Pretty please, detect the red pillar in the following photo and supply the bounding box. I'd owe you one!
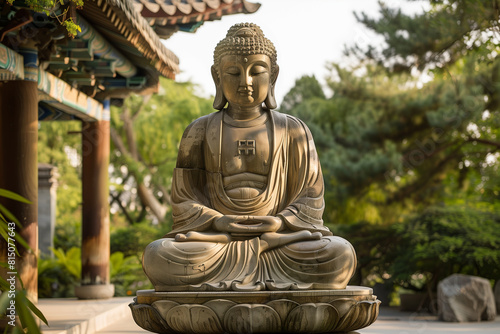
[0,80,39,302]
[75,119,114,299]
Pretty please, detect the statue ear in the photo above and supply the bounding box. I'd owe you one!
[265,65,279,110]
[212,65,227,110]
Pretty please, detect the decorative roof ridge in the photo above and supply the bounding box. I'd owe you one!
[135,0,260,20]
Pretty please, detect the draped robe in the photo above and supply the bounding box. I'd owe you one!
[142,110,356,291]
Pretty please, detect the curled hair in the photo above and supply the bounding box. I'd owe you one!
[213,23,277,74]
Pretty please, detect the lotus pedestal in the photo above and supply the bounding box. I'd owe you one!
[130,286,380,333]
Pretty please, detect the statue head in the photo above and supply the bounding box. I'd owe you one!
[212,23,279,110]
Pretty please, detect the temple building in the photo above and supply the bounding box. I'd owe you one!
[0,0,259,301]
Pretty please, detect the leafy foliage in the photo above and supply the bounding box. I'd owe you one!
[7,0,83,37]
[38,121,82,251]
[282,1,500,226]
[110,222,164,257]
[281,0,500,292]
[333,221,394,286]
[38,247,148,298]
[389,206,500,290]
[0,191,47,333]
[110,78,212,223]
[110,251,152,296]
[38,247,80,298]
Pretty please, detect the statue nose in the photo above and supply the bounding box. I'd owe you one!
[240,73,252,87]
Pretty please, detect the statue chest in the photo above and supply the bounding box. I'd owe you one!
[221,121,272,176]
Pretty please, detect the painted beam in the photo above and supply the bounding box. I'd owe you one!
[0,43,24,80]
[37,70,107,121]
[0,45,106,121]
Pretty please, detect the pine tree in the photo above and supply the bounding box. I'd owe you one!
[282,0,500,226]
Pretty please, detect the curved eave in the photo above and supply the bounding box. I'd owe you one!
[84,0,180,79]
[135,0,260,37]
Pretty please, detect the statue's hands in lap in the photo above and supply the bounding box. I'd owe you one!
[174,215,322,252]
[214,215,282,236]
[214,215,322,251]
[173,216,281,243]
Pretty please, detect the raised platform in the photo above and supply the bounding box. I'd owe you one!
[130,286,380,333]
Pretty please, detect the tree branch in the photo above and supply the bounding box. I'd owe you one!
[467,137,500,149]
[110,191,135,225]
[131,95,152,121]
[110,127,129,156]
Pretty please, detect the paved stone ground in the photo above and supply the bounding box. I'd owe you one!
[38,297,500,334]
[39,297,131,334]
[357,307,500,334]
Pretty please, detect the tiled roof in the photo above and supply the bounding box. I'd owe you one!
[82,0,180,78]
[132,0,261,38]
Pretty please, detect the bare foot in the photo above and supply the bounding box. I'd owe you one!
[260,230,322,251]
[175,231,231,243]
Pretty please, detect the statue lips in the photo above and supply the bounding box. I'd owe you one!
[238,87,254,102]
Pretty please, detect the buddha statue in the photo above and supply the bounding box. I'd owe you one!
[142,23,357,292]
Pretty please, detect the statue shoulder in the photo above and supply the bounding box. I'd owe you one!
[182,114,211,138]
[272,111,312,137]
[176,114,212,168]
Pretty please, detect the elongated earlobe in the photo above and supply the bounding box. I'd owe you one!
[265,65,279,110]
[212,65,227,110]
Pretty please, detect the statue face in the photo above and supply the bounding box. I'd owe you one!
[219,54,271,109]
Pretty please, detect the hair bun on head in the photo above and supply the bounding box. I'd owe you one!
[234,27,257,38]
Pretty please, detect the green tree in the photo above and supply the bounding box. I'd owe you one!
[38,120,82,250]
[110,78,213,225]
[389,206,500,291]
[282,0,500,226]
[281,0,500,288]
[0,191,48,333]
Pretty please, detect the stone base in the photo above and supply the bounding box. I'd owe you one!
[130,286,380,333]
[75,284,115,299]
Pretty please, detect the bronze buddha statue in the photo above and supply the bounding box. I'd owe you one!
[142,23,357,292]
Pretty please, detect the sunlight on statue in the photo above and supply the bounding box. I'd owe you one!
[143,23,357,291]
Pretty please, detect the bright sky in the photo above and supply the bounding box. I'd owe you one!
[163,0,425,105]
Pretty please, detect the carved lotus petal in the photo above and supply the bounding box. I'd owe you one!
[285,303,339,333]
[129,302,171,334]
[152,300,180,318]
[224,304,281,333]
[166,304,222,334]
[266,299,299,326]
[330,298,357,318]
[203,299,237,323]
[335,300,381,332]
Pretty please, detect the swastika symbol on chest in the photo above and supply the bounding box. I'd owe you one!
[237,140,256,155]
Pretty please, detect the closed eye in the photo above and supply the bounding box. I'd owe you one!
[252,65,267,75]
[251,65,268,75]
[224,67,240,76]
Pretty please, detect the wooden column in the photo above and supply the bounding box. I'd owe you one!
[75,119,114,299]
[0,80,39,302]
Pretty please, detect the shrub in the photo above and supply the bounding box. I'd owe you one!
[110,222,165,257]
[38,247,152,298]
[38,247,81,298]
[388,206,500,291]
